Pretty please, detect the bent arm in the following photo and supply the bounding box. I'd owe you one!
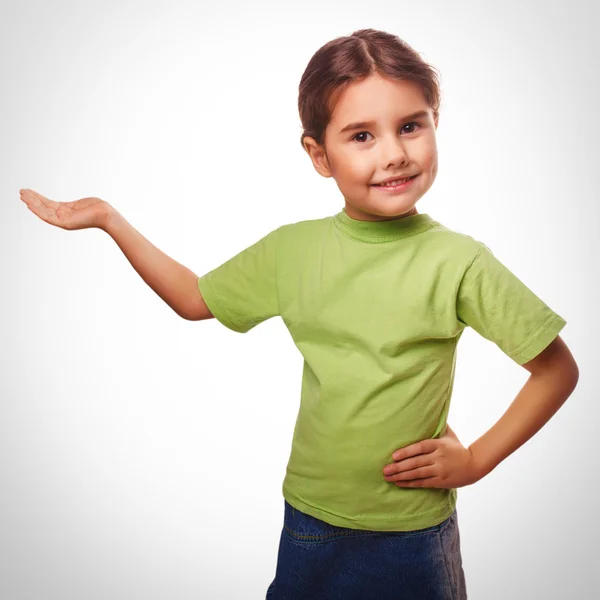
[101,205,214,321]
[469,335,579,479]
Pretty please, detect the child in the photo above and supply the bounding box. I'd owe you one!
[20,27,578,600]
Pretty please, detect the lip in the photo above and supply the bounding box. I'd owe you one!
[371,174,418,192]
[373,174,417,185]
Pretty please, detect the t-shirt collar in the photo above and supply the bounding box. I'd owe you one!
[334,207,436,243]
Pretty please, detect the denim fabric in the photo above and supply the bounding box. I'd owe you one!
[266,500,467,600]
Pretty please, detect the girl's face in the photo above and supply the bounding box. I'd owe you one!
[303,74,439,221]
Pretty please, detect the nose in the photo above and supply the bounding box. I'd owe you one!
[380,134,409,168]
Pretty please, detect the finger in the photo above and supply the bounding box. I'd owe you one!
[32,193,59,211]
[392,439,436,461]
[20,190,42,209]
[29,190,50,202]
[383,455,431,475]
[386,464,435,482]
[26,202,60,227]
[21,189,57,211]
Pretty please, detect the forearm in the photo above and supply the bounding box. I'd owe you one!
[100,204,200,320]
[469,365,578,479]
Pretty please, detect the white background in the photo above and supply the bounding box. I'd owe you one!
[2,0,598,598]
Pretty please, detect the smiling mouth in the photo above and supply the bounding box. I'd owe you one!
[371,174,419,186]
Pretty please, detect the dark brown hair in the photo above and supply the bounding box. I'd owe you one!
[298,28,442,152]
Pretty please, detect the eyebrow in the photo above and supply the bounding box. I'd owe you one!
[338,110,430,135]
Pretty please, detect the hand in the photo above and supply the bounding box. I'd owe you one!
[19,189,110,231]
[382,424,482,489]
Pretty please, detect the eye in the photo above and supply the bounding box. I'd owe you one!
[351,131,372,143]
[402,121,422,134]
[350,121,422,143]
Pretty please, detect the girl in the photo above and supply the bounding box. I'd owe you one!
[20,28,578,600]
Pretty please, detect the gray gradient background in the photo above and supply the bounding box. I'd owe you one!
[2,0,598,598]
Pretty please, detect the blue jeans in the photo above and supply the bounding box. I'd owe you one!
[266,500,467,600]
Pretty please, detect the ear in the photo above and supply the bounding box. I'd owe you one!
[303,136,333,179]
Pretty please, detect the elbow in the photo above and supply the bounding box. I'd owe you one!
[523,335,579,390]
[555,342,579,392]
[567,360,579,391]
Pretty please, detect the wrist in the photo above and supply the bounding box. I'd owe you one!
[468,443,495,481]
[99,202,120,234]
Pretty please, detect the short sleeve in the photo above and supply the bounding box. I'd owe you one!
[197,227,281,333]
[456,242,567,365]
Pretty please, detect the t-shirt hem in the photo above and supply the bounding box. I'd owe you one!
[196,275,248,333]
[282,484,457,532]
[509,314,567,365]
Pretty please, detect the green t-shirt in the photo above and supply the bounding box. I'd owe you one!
[197,208,567,531]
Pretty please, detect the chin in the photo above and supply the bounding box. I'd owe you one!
[346,200,418,221]
[369,201,418,219]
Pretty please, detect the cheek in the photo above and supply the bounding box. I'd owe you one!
[421,138,438,168]
[426,147,438,178]
[345,157,374,181]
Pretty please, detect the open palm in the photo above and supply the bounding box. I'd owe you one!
[19,189,107,231]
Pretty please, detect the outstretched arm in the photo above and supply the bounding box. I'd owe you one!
[19,189,213,322]
[102,206,213,321]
